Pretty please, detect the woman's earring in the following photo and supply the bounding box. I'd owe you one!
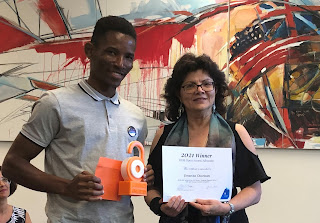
[178,103,184,117]
[212,104,216,112]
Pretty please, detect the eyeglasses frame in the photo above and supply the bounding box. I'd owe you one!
[0,177,11,184]
[181,81,215,94]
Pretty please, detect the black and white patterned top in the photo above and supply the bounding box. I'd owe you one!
[6,206,26,223]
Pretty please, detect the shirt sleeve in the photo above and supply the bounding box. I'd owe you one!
[21,91,60,148]
[137,116,148,145]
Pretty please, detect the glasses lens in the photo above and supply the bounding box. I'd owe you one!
[202,82,214,91]
[0,177,10,184]
[183,83,196,93]
[182,81,214,93]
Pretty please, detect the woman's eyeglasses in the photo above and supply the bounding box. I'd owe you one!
[0,177,11,184]
[181,81,214,94]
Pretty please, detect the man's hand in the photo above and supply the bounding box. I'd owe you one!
[64,171,104,201]
[143,164,154,186]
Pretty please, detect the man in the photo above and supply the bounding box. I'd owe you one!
[3,16,154,222]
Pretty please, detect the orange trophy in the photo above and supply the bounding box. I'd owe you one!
[95,141,147,201]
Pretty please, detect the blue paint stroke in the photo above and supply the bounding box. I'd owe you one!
[122,0,218,20]
[252,138,266,147]
[70,0,101,29]
[290,0,319,5]
[294,13,320,35]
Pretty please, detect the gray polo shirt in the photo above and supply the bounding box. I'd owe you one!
[21,80,147,223]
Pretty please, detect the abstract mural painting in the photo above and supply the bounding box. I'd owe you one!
[1,0,320,149]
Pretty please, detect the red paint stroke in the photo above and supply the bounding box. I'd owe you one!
[31,38,89,79]
[30,79,60,90]
[284,3,298,37]
[156,68,167,111]
[236,36,314,69]
[37,0,67,36]
[140,68,149,98]
[273,136,294,148]
[259,5,320,21]
[32,38,89,65]
[0,17,35,53]
[282,108,292,133]
[135,24,196,68]
[20,95,40,102]
[242,51,287,85]
[229,36,315,88]
[258,108,273,122]
[172,11,193,16]
[242,49,288,83]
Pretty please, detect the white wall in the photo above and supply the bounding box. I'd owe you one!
[1,141,320,223]
[246,148,320,223]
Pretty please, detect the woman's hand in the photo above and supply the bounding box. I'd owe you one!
[160,196,187,217]
[144,164,155,186]
[189,199,230,216]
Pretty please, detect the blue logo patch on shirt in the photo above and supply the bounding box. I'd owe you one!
[127,126,137,137]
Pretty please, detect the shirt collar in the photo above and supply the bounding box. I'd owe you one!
[78,79,120,105]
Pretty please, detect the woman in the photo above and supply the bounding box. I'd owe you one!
[0,166,32,223]
[145,53,270,223]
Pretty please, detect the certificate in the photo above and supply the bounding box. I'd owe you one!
[162,146,232,202]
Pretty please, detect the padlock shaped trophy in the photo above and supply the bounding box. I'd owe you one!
[95,141,147,201]
[118,141,147,196]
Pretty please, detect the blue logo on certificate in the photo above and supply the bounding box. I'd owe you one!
[220,188,230,199]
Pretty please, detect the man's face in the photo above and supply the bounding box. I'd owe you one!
[86,30,136,97]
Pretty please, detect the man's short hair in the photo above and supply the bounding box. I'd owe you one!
[91,16,136,45]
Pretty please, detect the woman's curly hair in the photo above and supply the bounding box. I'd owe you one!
[0,165,17,196]
[162,53,229,122]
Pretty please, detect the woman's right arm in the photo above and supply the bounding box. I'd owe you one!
[144,126,164,205]
[145,126,187,217]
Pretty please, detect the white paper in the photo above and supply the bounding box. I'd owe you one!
[162,146,232,202]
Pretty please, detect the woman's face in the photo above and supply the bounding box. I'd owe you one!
[179,69,216,115]
[0,171,10,198]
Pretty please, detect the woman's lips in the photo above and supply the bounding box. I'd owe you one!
[0,188,8,193]
[194,97,207,101]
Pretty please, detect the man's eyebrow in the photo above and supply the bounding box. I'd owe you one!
[104,46,118,51]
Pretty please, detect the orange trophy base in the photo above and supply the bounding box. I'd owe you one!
[118,181,147,196]
[95,157,123,201]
